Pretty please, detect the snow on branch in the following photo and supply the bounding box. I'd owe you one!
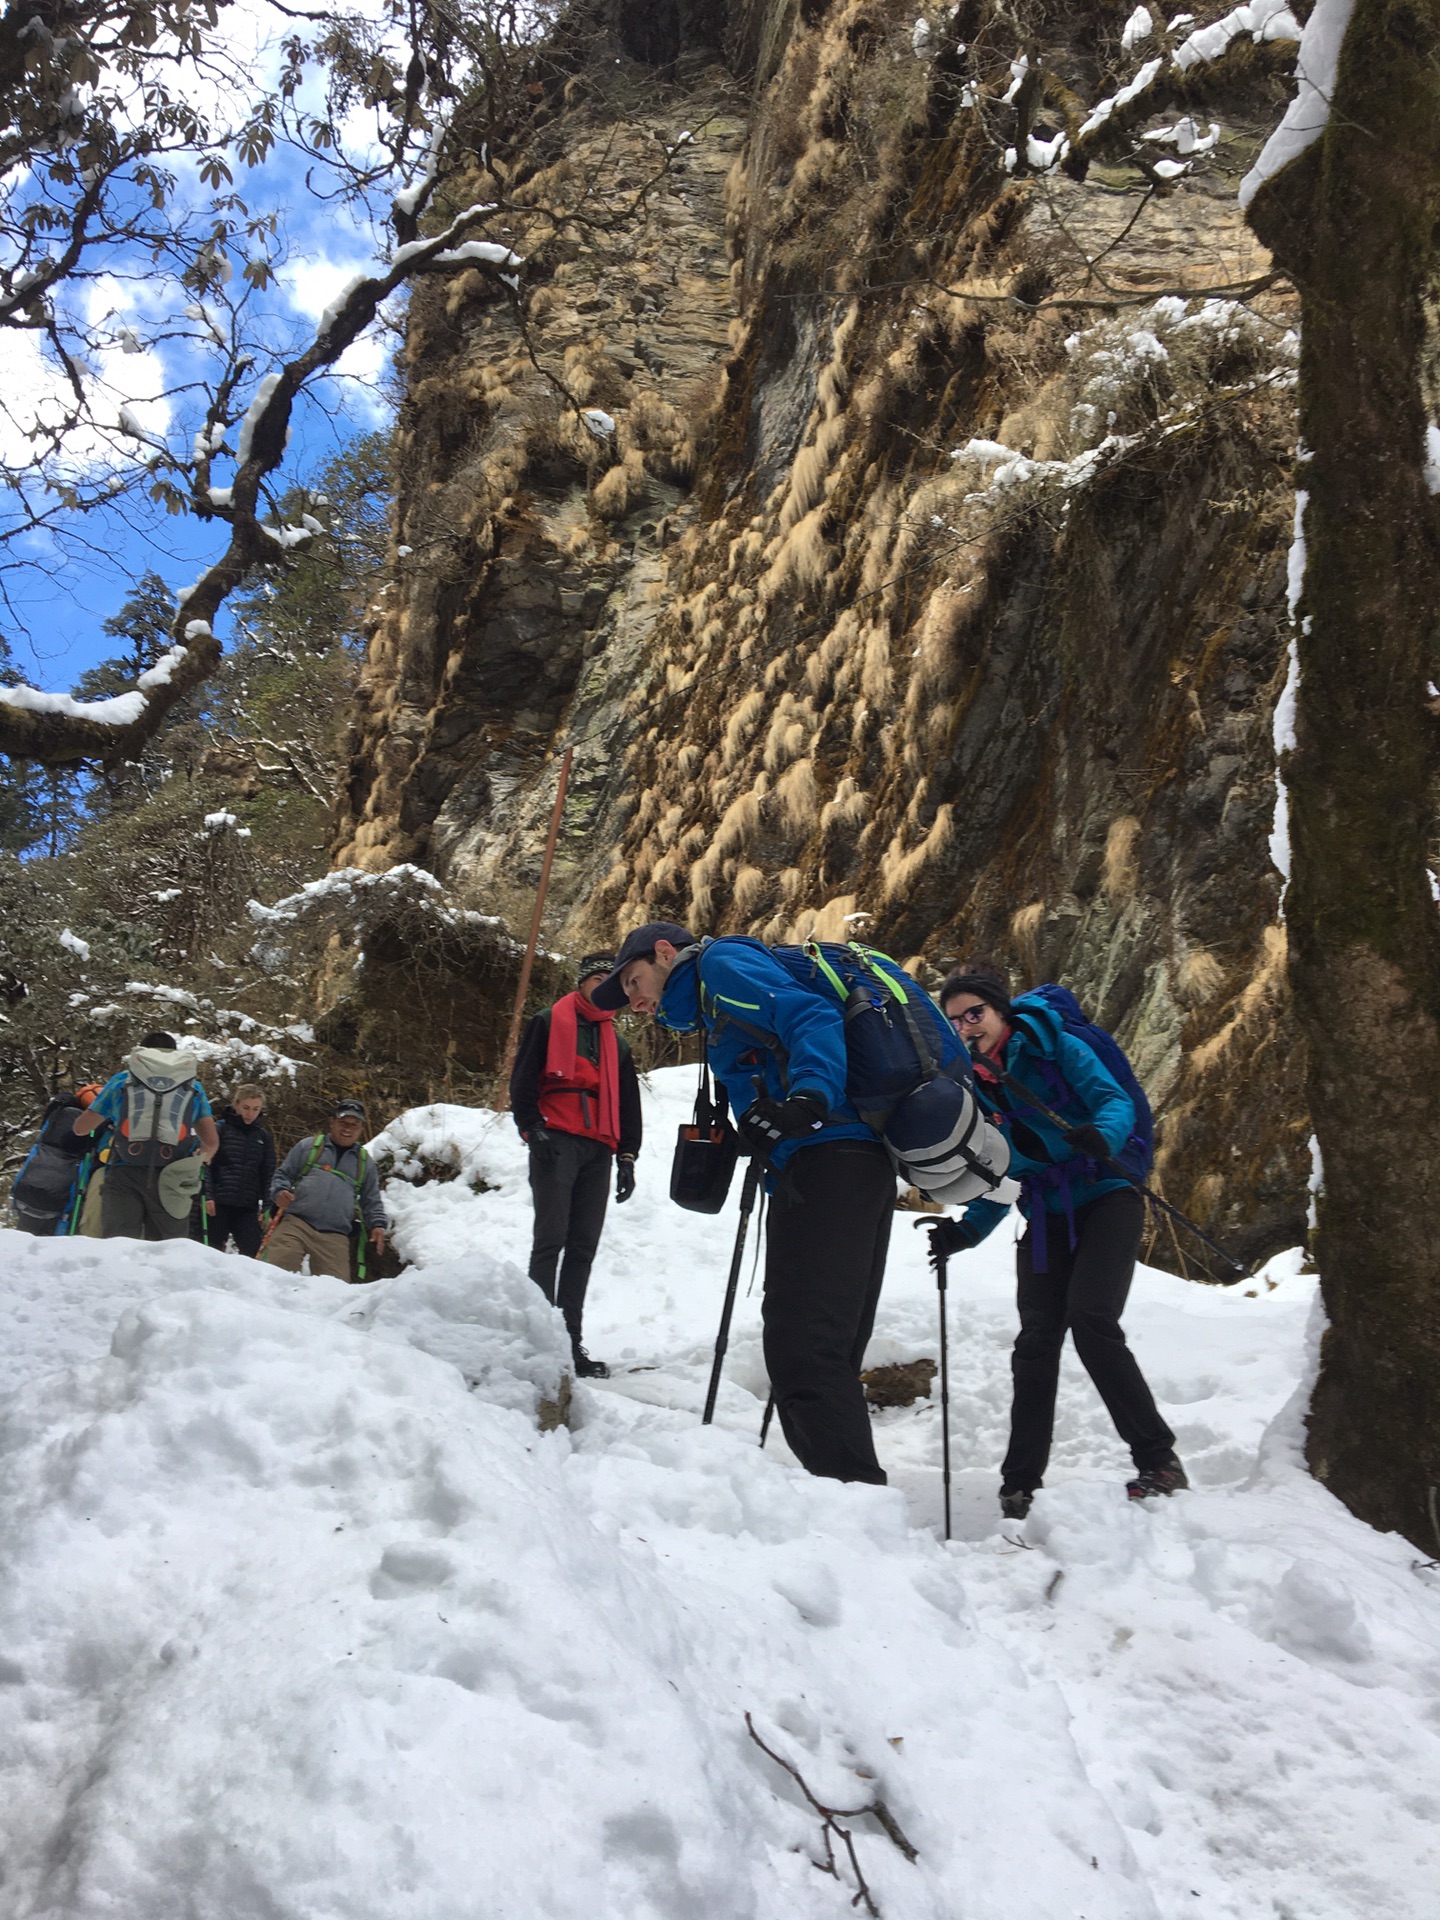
[1174,0,1301,73]
[1239,0,1355,208]
[0,198,518,769]
[998,0,1302,186]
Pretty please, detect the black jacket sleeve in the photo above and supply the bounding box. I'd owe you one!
[509,1010,551,1139]
[259,1125,277,1201]
[617,1036,642,1159]
[40,1101,88,1157]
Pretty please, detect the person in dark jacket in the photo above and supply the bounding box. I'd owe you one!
[10,1085,102,1234]
[593,923,894,1487]
[266,1098,387,1282]
[927,968,1186,1519]
[509,953,643,1379]
[199,1083,276,1256]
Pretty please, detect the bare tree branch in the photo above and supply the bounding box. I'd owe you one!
[744,1711,918,1919]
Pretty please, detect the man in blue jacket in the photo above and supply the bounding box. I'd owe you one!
[928,969,1185,1519]
[593,922,894,1486]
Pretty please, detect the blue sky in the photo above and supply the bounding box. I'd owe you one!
[4,370,390,687]
[1,1,406,689]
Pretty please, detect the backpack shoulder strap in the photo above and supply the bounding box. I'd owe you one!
[298,1132,328,1180]
[845,943,944,1077]
[696,952,793,1088]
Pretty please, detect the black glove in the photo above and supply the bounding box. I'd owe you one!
[738,1091,828,1156]
[1062,1123,1112,1163]
[915,1215,979,1272]
[615,1154,636,1203]
[528,1124,557,1159]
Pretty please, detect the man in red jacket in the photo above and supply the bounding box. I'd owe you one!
[509,953,643,1378]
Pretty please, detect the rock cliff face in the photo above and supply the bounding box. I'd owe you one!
[335,0,1312,1271]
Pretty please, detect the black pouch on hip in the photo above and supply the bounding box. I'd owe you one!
[670,1032,739,1213]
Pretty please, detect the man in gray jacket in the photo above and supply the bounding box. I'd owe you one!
[264,1098,387,1282]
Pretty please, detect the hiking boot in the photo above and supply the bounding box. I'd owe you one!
[1126,1454,1189,1501]
[572,1348,610,1380]
[999,1486,1034,1521]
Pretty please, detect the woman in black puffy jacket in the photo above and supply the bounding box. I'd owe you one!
[201,1083,276,1256]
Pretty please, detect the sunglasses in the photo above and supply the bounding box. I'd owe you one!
[947,1005,989,1030]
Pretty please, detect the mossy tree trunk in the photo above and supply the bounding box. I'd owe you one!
[1247,0,1440,1549]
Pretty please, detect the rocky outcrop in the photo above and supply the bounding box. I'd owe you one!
[335,2,1313,1271]
[336,51,746,934]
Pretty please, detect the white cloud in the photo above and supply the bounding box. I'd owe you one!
[281,249,393,400]
[0,308,173,476]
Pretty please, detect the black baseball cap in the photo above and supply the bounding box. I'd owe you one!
[333,1098,368,1120]
[590,922,696,1011]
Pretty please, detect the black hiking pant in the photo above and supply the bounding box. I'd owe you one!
[1001,1187,1175,1491]
[196,1202,265,1256]
[527,1132,612,1347]
[100,1164,190,1242]
[763,1139,894,1486]
[15,1209,62,1236]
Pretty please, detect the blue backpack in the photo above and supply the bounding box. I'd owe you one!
[10,1140,82,1230]
[700,938,1010,1201]
[1013,984,1154,1179]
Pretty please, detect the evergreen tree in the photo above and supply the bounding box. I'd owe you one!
[75,574,179,697]
[230,434,391,658]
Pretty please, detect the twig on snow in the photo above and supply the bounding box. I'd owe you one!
[744,1711,918,1918]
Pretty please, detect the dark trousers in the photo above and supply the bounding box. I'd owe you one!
[16,1210,62,1236]
[763,1139,894,1486]
[100,1164,190,1241]
[528,1132,612,1345]
[1002,1187,1175,1490]
[198,1202,265,1256]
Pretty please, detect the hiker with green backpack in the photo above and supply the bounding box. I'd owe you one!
[927,967,1187,1519]
[265,1099,387,1282]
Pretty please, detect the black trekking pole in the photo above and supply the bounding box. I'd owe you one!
[759,1392,775,1447]
[979,1054,1247,1279]
[702,1159,762,1425]
[1133,1187,1245,1276]
[936,1249,953,1541]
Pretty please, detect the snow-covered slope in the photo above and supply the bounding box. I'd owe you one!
[2,1067,1437,1919]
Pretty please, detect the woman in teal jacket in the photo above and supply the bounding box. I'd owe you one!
[929,969,1186,1520]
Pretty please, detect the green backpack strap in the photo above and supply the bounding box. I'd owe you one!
[845,941,943,1076]
[354,1146,370,1280]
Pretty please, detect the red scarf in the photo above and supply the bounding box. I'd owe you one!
[970,1027,1012,1101]
[539,992,621,1148]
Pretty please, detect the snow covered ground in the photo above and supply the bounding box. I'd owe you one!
[2,1065,1438,1920]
